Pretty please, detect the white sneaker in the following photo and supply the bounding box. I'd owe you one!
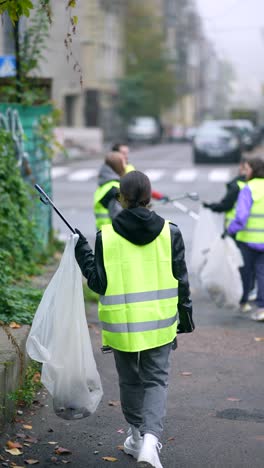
[124,425,143,459]
[251,308,264,322]
[248,288,257,302]
[240,303,252,313]
[137,433,163,468]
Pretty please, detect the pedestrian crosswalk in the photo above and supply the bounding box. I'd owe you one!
[51,166,233,183]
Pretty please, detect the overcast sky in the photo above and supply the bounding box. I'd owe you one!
[196,0,264,104]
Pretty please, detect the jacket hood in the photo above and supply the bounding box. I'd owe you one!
[227,174,246,189]
[112,207,165,245]
[98,163,120,186]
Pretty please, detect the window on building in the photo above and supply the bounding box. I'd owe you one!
[65,95,77,127]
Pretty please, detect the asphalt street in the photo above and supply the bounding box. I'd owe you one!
[1,143,263,467]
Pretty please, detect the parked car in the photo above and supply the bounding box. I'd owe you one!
[193,125,241,164]
[127,117,161,143]
[205,119,258,151]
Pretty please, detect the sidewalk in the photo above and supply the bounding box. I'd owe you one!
[0,283,264,466]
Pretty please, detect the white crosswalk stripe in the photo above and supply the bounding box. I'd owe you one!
[52,166,234,184]
[144,169,165,182]
[68,169,97,182]
[208,169,231,182]
[51,167,69,179]
[173,169,198,182]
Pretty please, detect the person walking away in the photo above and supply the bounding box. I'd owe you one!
[227,157,264,321]
[112,142,170,202]
[75,171,194,468]
[94,151,126,230]
[203,158,257,307]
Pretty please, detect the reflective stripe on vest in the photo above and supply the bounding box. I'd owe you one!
[99,221,179,352]
[93,180,120,230]
[100,287,178,305]
[236,178,264,244]
[225,180,245,228]
[101,314,178,333]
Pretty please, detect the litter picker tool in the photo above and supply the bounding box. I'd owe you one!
[35,184,75,234]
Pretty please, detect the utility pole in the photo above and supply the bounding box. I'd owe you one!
[14,19,21,103]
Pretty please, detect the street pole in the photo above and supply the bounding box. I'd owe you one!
[14,19,21,103]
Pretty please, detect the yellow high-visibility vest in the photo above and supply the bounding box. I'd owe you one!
[236,178,264,244]
[99,221,178,352]
[93,180,120,230]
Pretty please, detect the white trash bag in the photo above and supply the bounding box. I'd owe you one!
[26,234,103,420]
[200,236,244,308]
[190,206,224,275]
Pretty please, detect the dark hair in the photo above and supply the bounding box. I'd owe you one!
[247,157,264,178]
[112,143,122,151]
[120,170,151,208]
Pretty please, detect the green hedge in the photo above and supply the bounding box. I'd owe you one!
[0,129,42,323]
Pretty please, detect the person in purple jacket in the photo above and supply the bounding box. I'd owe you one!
[227,157,264,321]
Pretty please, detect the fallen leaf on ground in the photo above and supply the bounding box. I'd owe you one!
[25,460,39,465]
[6,441,23,449]
[9,322,21,329]
[180,372,192,376]
[5,448,23,455]
[88,323,100,335]
[16,433,26,439]
[116,429,124,434]
[54,447,72,455]
[24,437,38,444]
[62,461,71,464]
[116,445,124,451]
[254,337,264,342]
[12,465,25,468]
[167,437,175,441]
[48,441,58,445]
[102,457,118,462]
[22,425,32,430]
[108,401,120,407]
[227,397,241,402]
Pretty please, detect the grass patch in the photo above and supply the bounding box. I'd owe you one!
[8,361,42,407]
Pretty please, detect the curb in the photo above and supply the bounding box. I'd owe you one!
[0,325,30,430]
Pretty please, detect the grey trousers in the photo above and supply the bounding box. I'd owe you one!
[113,343,172,439]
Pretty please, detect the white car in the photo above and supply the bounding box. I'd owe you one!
[127,117,160,143]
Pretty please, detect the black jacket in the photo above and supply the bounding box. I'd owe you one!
[205,175,246,213]
[75,207,194,334]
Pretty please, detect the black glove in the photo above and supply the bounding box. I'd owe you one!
[75,228,88,248]
[202,202,211,208]
[177,310,195,334]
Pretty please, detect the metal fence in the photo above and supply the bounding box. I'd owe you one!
[0,104,52,249]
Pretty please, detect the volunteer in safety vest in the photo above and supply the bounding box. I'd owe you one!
[112,142,170,202]
[94,151,126,230]
[227,157,264,322]
[203,158,247,229]
[75,170,194,468]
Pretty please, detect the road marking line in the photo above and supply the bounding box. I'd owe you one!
[68,169,97,182]
[51,167,69,179]
[208,169,231,182]
[173,169,198,182]
[144,169,165,182]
